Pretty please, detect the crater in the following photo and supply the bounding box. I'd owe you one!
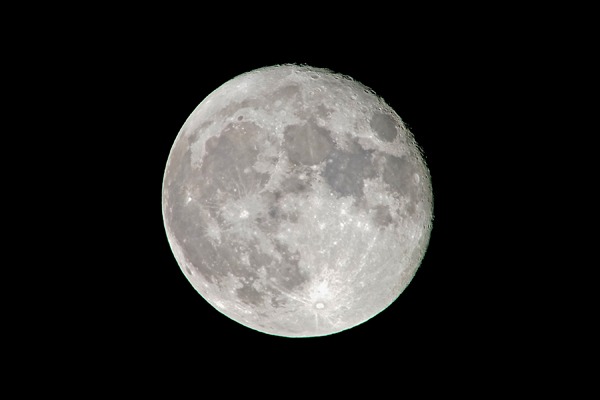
[316,104,333,120]
[370,112,398,142]
[217,99,259,120]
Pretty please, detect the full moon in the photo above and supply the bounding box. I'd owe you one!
[162,64,433,337]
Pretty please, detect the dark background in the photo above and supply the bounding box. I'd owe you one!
[27,10,558,390]
[5,2,590,393]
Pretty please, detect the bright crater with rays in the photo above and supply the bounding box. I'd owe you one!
[162,64,433,337]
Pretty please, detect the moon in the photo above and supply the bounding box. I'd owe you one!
[162,64,433,337]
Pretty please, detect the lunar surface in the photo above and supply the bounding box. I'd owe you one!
[162,64,433,337]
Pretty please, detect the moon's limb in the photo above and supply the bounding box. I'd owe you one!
[162,64,433,337]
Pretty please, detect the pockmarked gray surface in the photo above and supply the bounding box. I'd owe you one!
[162,65,433,337]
